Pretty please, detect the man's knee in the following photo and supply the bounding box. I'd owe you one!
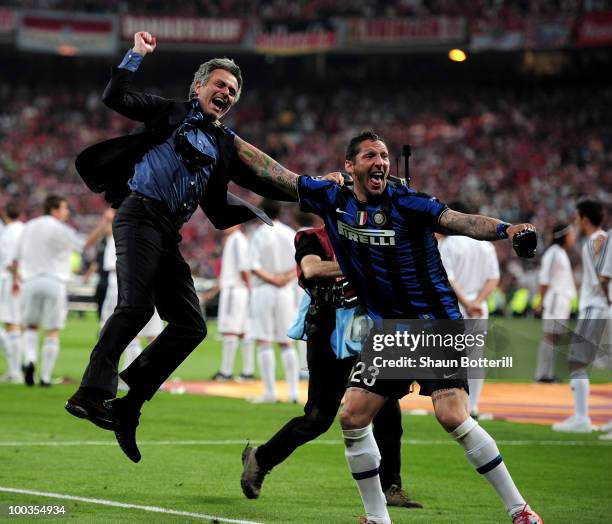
[340,405,373,430]
[435,404,469,432]
[303,406,336,435]
[432,389,469,432]
[116,303,155,325]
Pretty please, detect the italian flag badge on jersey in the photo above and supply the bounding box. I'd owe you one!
[356,211,367,226]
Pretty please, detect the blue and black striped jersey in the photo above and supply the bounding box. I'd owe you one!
[298,176,461,320]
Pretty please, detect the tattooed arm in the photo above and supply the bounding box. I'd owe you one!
[234,135,300,198]
[438,209,535,242]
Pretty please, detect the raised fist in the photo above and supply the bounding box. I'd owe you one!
[133,31,157,56]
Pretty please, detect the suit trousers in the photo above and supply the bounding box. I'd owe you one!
[256,311,403,490]
[81,193,206,399]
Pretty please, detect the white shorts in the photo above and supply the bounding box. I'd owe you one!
[542,292,573,334]
[568,307,610,365]
[101,273,163,338]
[21,276,67,330]
[0,276,21,324]
[249,284,297,343]
[217,286,249,335]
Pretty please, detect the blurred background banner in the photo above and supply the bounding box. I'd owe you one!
[345,16,466,48]
[577,11,612,47]
[121,15,245,46]
[254,20,337,55]
[16,10,118,56]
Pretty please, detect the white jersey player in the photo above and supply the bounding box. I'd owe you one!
[99,217,164,389]
[0,202,25,383]
[534,224,576,382]
[211,225,254,381]
[247,200,298,403]
[438,202,500,417]
[554,200,609,433]
[15,195,107,386]
[596,231,612,440]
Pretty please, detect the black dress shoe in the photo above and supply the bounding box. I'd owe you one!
[109,398,142,463]
[65,391,119,431]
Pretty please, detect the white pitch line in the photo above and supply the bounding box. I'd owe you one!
[0,439,609,447]
[0,487,263,524]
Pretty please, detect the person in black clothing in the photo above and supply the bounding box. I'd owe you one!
[241,226,421,509]
[65,31,287,463]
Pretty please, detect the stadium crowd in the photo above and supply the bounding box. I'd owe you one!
[0,79,609,283]
[5,0,610,18]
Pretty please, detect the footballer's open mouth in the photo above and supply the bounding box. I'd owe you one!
[368,170,386,190]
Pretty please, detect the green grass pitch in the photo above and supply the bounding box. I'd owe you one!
[0,314,610,523]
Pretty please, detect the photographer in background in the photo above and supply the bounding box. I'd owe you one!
[241,225,421,510]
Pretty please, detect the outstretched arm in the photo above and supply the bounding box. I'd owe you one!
[439,209,534,242]
[234,136,301,198]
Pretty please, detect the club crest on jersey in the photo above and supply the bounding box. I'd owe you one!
[373,210,386,226]
[338,221,395,246]
[356,211,367,226]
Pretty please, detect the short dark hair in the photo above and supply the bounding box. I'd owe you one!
[447,201,472,215]
[5,201,20,220]
[261,198,281,220]
[345,131,385,162]
[43,194,66,215]
[551,223,571,246]
[576,199,603,227]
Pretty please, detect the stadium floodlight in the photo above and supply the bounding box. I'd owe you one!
[448,49,467,62]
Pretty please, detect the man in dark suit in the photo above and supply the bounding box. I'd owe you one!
[65,31,286,463]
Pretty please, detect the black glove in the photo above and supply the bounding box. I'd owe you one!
[512,229,537,258]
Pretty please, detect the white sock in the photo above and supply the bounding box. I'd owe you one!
[0,326,8,358]
[7,331,22,377]
[570,372,590,419]
[40,337,59,384]
[452,417,525,515]
[122,339,143,371]
[241,338,254,375]
[220,335,239,376]
[280,345,299,401]
[257,346,276,398]
[297,340,307,371]
[535,339,554,379]
[468,378,484,414]
[343,426,391,524]
[23,329,38,365]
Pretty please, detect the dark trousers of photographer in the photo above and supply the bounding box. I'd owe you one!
[255,309,403,491]
[81,193,206,400]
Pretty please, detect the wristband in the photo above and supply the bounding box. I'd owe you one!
[496,222,511,239]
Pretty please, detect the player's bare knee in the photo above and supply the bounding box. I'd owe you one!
[432,388,469,432]
[435,407,467,432]
[340,406,371,430]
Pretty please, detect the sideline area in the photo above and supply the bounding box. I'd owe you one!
[161,380,612,426]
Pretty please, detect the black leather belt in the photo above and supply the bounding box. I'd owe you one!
[130,192,184,228]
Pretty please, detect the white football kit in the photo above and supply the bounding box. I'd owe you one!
[18,215,84,329]
[248,220,297,343]
[538,244,577,334]
[438,235,500,319]
[0,221,25,324]
[217,229,250,335]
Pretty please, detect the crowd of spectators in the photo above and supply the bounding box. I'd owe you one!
[0,76,610,287]
[4,0,610,19]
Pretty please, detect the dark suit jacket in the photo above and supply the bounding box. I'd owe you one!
[75,66,295,229]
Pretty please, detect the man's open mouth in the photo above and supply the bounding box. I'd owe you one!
[212,96,227,112]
